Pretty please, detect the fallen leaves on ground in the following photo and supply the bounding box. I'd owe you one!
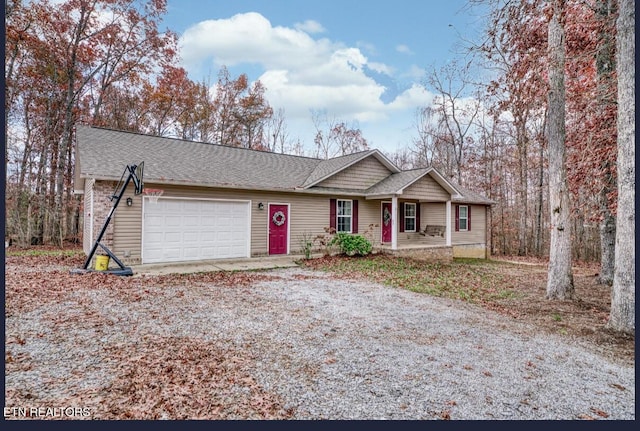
[5,247,292,420]
[5,249,283,315]
[4,247,635,419]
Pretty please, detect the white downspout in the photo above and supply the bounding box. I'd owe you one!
[445,200,452,246]
[391,196,398,250]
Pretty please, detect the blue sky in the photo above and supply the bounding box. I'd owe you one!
[162,0,486,155]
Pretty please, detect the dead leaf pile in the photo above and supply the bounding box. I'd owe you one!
[98,337,293,420]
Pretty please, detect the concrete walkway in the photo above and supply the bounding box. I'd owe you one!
[130,254,304,276]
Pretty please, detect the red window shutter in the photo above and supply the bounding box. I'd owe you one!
[352,199,358,233]
[330,199,336,231]
[468,206,471,230]
[399,202,405,232]
[416,203,421,231]
[455,205,459,232]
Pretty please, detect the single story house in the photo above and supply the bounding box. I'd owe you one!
[74,125,494,266]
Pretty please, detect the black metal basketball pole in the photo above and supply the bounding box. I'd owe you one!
[74,164,141,276]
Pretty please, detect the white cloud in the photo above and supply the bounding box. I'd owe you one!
[404,65,427,82]
[388,84,434,111]
[396,44,413,55]
[367,62,395,76]
[294,19,325,34]
[177,12,435,152]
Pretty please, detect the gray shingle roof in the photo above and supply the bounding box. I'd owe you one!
[451,183,496,205]
[365,169,430,196]
[75,125,493,205]
[76,125,320,191]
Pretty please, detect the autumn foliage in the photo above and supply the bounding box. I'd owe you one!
[5,0,624,270]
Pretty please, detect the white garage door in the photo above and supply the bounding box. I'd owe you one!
[143,198,250,264]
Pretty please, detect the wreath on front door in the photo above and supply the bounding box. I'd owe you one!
[272,210,286,226]
[383,207,391,226]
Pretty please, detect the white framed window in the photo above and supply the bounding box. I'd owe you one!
[458,205,469,231]
[337,199,352,233]
[404,202,417,232]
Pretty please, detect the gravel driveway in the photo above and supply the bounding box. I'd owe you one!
[5,266,635,420]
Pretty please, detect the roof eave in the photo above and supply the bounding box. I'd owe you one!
[365,193,397,200]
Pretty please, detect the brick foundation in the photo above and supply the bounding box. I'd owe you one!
[379,246,454,263]
[452,243,488,259]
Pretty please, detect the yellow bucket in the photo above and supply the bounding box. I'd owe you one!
[95,255,110,271]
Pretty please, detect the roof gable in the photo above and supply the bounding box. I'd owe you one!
[315,154,395,190]
[366,167,462,198]
[301,150,399,189]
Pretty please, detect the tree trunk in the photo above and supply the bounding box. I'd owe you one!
[608,0,635,334]
[595,0,617,285]
[535,132,545,256]
[517,125,528,256]
[598,183,616,284]
[546,0,574,300]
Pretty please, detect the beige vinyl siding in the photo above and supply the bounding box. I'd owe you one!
[107,180,489,263]
[113,184,143,264]
[317,156,392,190]
[421,202,446,226]
[112,184,387,261]
[452,204,486,244]
[358,199,383,245]
[402,174,450,201]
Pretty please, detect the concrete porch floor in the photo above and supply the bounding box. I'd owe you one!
[375,243,451,250]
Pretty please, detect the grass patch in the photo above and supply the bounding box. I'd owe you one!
[302,254,521,305]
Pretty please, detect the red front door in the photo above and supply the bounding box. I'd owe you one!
[268,204,288,255]
[381,202,392,243]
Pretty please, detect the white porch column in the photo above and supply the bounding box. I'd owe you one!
[391,196,398,250]
[445,200,452,246]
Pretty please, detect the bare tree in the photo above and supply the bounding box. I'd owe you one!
[311,110,368,159]
[608,0,634,334]
[411,106,454,172]
[425,60,481,185]
[264,108,289,153]
[546,0,574,300]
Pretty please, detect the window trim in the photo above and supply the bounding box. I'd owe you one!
[458,205,469,231]
[336,199,353,233]
[404,202,417,233]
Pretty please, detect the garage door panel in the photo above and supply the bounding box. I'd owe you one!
[165,232,182,243]
[183,215,200,227]
[201,217,216,227]
[143,199,250,264]
[183,231,200,242]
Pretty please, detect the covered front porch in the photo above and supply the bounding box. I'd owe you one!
[369,196,454,251]
[362,166,460,252]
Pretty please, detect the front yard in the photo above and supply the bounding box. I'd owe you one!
[300,254,634,365]
[4,247,635,419]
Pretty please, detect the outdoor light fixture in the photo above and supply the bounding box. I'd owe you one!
[258,202,264,210]
[126,197,133,207]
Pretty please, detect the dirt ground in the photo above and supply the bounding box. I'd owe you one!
[483,256,634,365]
[300,254,635,367]
[5,247,634,366]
